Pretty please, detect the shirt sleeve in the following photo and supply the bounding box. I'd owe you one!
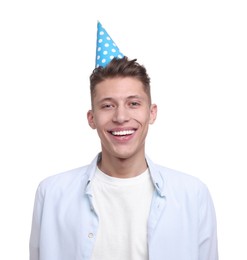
[29,184,44,260]
[198,184,218,260]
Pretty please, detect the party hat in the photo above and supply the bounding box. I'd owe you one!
[95,21,124,68]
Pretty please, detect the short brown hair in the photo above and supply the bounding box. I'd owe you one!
[89,56,151,106]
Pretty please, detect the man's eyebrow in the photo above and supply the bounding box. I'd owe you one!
[96,97,114,103]
[126,95,144,100]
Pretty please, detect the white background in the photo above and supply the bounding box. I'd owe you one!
[0,0,246,259]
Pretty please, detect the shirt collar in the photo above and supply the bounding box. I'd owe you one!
[145,155,167,197]
[84,153,167,198]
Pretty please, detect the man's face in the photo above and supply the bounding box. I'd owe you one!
[87,77,157,160]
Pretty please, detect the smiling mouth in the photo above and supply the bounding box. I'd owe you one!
[110,130,136,136]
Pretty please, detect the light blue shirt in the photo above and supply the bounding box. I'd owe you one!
[30,153,218,260]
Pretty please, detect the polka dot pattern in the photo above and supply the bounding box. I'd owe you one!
[95,21,124,68]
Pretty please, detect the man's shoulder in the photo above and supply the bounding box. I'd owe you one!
[157,164,199,180]
[37,164,90,193]
[153,163,208,191]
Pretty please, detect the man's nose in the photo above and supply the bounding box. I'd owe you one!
[112,106,130,124]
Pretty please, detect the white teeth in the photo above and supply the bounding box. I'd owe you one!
[111,130,135,136]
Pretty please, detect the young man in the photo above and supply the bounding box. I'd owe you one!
[29,23,218,260]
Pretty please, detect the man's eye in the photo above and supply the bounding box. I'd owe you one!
[130,102,140,107]
[102,104,114,109]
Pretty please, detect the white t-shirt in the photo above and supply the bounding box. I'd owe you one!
[91,167,154,260]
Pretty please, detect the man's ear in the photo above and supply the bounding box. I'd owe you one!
[149,104,157,124]
[87,110,96,129]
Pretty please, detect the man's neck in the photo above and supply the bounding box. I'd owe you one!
[98,153,148,178]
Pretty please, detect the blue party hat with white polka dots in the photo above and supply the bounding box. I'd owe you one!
[95,21,124,68]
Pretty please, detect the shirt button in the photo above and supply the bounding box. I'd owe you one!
[88,233,94,238]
